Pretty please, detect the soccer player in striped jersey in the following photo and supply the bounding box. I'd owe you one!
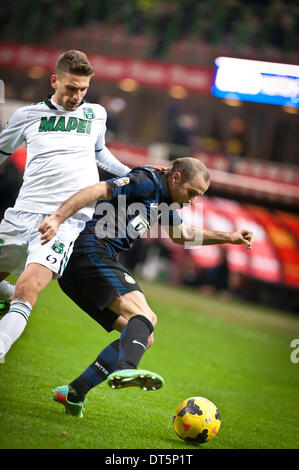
[38,157,253,418]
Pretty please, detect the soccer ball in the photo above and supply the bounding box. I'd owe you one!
[173,396,221,443]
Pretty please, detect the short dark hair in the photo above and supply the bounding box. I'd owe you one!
[55,50,94,77]
[168,157,210,184]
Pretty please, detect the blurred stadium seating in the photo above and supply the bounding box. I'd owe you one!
[1,0,298,64]
[0,0,298,311]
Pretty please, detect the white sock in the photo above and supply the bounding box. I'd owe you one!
[0,280,15,301]
[0,299,32,358]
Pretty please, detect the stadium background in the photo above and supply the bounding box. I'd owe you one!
[1,0,298,313]
[0,0,299,452]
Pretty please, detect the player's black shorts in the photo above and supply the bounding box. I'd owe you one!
[58,244,142,332]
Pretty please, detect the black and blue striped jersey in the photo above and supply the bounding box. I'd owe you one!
[72,166,182,257]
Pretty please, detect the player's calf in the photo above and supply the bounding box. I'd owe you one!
[107,314,164,391]
[13,263,53,306]
[0,264,52,359]
[117,314,154,371]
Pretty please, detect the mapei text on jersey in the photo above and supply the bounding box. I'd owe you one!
[38,116,92,134]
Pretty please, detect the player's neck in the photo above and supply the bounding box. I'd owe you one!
[51,94,67,111]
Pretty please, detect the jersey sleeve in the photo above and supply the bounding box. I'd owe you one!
[159,208,183,227]
[94,105,131,176]
[0,107,27,165]
[94,106,107,154]
[95,145,131,176]
[106,169,156,201]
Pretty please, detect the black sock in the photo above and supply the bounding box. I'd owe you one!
[68,377,91,403]
[117,315,154,370]
[68,339,120,402]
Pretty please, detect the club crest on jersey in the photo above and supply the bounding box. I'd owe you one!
[124,273,136,284]
[83,108,95,119]
[114,177,130,187]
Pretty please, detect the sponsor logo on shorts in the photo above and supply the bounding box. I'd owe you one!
[46,255,57,264]
[51,241,65,254]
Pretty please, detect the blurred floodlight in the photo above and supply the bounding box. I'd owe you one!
[212,57,299,107]
[282,105,298,115]
[109,97,127,113]
[222,93,242,107]
[118,78,139,92]
[27,66,46,79]
[168,85,188,99]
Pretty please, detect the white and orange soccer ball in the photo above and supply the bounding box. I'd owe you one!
[173,396,221,443]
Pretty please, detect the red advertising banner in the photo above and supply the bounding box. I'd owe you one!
[246,205,299,288]
[0,42,213,93]
[211,198,282,284]
[173,197,299,288]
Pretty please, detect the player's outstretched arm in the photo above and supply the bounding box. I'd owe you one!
[168,224,253,249]
[201,228,253,249]
[38,181,112,244]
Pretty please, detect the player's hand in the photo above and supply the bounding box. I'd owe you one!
[231,229,253,249]
[38,215,60,245]
[150,164,169,173]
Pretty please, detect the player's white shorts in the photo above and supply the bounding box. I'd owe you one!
[0,208,86,279]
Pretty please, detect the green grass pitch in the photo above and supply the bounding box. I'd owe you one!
[0,278,298,449]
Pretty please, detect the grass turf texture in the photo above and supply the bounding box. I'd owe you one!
[0,278,298,449]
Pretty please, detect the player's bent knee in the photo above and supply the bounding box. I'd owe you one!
[146,332,154,350]
[109,291,156,326]
[112,315,128,333]
[130,310,156,328]
[14,264,53,301]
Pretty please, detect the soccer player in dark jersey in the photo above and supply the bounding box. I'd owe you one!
[39,157,253,418]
